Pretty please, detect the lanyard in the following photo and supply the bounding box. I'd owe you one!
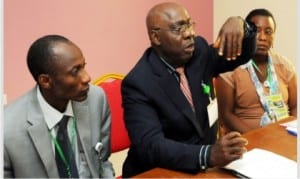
[250,60,272,89]
[250,56,278,94]
[50,117,76,178]
[247,55,279,123]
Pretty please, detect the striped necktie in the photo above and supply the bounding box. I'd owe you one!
[176,67,194,109]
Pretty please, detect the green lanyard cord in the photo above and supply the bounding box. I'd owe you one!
[251,60,263,74]
[50,117,77,177]
[251,60,272,86]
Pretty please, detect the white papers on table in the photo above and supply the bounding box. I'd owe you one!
[280,119,297,135]
[223,148,297,178]
[280,119,297,128]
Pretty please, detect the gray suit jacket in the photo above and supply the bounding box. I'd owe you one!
[4,85,114,178]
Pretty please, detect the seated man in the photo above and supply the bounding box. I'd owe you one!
[121,2,256,177]
[4,35,114,178]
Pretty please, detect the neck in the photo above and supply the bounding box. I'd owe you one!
[40,89,68,113]
[253,54,268,65]
[251,55,270,83]
[154,48,184,68]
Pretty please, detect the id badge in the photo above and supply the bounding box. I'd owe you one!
[265,94,289,120]
[207,98,218,127]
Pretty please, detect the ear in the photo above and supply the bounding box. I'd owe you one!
[38,74,51,89]
[150,30,161,46]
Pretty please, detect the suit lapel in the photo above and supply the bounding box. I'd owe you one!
[158,74,204,138]
[26,89,59,178]
[72,102,98,177]
[158,73,193,117]
[149,51,204,137]
[28,123,58,178]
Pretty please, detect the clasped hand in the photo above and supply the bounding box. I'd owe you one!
[209,131,248,167]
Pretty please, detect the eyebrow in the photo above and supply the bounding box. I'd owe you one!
[169,19,191,28]
[256,26,273,30]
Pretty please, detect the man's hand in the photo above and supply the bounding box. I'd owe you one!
[213,16,245,60]
[209,131,248,167]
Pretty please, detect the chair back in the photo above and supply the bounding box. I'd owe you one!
[214,77,229,137]
[93,73,131,153]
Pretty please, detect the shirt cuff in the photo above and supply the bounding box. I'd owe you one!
[198,145,212,171]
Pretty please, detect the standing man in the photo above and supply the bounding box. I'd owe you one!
[4,35,114,178]
[121,2,256,177]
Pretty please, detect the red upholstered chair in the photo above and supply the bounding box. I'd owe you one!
[93,73,131,153]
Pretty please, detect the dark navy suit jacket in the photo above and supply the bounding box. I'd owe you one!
[121,34,256,177]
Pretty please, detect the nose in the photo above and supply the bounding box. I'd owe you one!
[257,31,267,41]
[81,69,91,84]
[183,26,195,39]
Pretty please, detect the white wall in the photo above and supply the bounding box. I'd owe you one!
[213,0,297,66]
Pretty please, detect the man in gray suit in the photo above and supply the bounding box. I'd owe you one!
[4,35,114,178]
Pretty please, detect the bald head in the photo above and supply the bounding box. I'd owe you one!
[145,2,195,66]
[146,2,189,36]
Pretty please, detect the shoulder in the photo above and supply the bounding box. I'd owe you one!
[194,36,208,45]
[219,71,234,88]
[88,84,105,96]
[270,51,296,81]
[123,48,159,86]
[80,84,110,117]
[271,51,295,70]
[193,36,210,54]
[219,65,248,88]
[4,88,37,136]
[86,84,107,104]
[4,88,36,119]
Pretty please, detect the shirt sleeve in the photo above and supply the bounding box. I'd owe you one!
[219,71,235,88]
[198,145,212,170]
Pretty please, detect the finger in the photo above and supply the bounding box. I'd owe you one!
[222,147,246,162]
[229,146,247,157]
[213,36,221,48]
[236,31,243,56]
[227,137,248,147]
[217,33,226,56]
[227,152,245,161]
[224,131,242,139]
[225,34,233,60]
[231,34,238,60]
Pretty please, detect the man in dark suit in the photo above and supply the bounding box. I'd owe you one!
[4,35,114,178]
[121,2,256,177]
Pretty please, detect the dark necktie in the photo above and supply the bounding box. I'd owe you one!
[176,67,194,109]
[55,115,79,178]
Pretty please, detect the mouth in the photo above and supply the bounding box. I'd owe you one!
[184,43,195,53]
[256,44,269,51]
[80,87,90,96]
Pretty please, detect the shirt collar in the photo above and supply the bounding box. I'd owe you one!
[160,57,182,82]
[37,86,74,130]
[159,57,177,73]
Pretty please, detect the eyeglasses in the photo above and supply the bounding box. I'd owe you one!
[153,20,196,35]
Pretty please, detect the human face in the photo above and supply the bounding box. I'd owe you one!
[47,42,91,103]
[251,15,275,56]
[154,6,195,66]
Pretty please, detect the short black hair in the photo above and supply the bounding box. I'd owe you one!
[27,34,71,82]
[245,8,276,31]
